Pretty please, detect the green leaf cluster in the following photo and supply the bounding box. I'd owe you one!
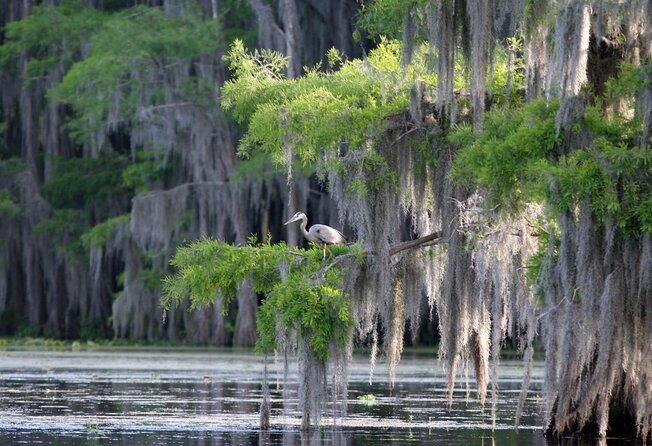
[80,214,129,248]
[222,39,434,167]
[0,159,25,175]
[138,251,166,291]
[356,0,429,42]
[162,238,270,308]
[345,142,400,197]
[34,209,88,256]
[0,0,106,78]
[257,268,352,359]
[41,155,128,212]
[490,37,526,108]
[38,154,140,254]
[162,238,360,359]
[0,189,21,220]
[604,61,651,99]
[450,99,560,212]
[451,99,652,236]
[525,219,560,307]
[121,150,167,194]
[47,5,220,143]
[546,111,652,235]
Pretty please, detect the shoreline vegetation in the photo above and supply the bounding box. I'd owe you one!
[0,337,544,360]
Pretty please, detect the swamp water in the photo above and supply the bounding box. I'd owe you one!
[0,348,635,445]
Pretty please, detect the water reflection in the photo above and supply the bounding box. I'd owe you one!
[3,429,637,446]
[0,349,634,445]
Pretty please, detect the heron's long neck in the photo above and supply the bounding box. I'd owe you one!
[299,215,310,239]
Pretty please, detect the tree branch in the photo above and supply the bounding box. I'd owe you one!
[389,232,442,256]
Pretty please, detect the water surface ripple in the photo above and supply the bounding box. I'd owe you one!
[0,348,628,445]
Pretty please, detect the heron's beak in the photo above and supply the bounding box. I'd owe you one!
[284,214,300,225]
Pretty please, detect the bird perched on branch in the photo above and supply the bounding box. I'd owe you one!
[284,211,347,259]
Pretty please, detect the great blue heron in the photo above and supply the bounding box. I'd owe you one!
[284,211,346,259]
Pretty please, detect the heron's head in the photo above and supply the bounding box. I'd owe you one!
[283,212,305,225]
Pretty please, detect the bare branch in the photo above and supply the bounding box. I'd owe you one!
[389,232,442,256]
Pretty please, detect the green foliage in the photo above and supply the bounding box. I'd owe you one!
[223,36,288,82]
[450,99,560,212]
[356,3,527,107]
[257,268,352,359]
[140,267,166,292]
[356,0,429,42]
[163,238,286,310]
[345,142,399,197]
[451,99,652,236]
[220,0,256,48]
[47,5,220,143]
[546,106,650,235]
[34,209,88,256]
[0,0,106,78]
[79,317,109,340]
[222,39,433,168]
[490,37,526,107]
[230,151,286,183]
[1,1,239,265]
[604,61,652,99]
[545,131,652,235]
[80,214,129,248]
[40,153,134,253]
[41,155,128,212]
[230,150,315,184]
[358,393,377,406]
[121,150,167,194]
[0,158,25,175]
[526,220,560,307]
[162,238,362,359]
[0,189,20,220]
[137,250,166,292]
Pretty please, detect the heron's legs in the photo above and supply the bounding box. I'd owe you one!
[322,244,332,261]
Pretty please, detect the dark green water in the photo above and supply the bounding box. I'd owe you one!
[0,349,638,445]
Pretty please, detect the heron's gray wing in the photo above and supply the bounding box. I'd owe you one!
[310,224,347,244]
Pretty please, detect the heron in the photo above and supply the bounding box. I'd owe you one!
[283,211,347,259]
